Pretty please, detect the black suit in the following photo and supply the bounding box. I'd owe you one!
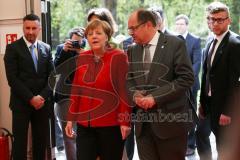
[200,31,240,149]
[184,33,202,150]
[185,33,202,95]
[4,37,54,160]
[127,31,194,160]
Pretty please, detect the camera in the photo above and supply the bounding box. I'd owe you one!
[72,40,81,49]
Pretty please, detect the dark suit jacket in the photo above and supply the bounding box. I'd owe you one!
[4,37,53,112]
[200,31,240,127]
[127,31,194,139]
[185,33,202,92]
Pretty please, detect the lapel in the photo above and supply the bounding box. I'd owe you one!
[19,38,38,73]
[136,45,144,63]
[131,44,144,71]
[132,45,145,85]
[211,31,230,69]
[147,32,167,83]
[37,42,48,74]
[203,39,213,72]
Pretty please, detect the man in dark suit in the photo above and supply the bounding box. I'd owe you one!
[4,14,54,160]
[127,9,194,160]
[175,14,202,156]
[198,2,240,159]
[122,7,170,160]
[195,39,213,160]
[54,27,85,160]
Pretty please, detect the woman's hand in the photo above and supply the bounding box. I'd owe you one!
[65,121,74,138]
[120,125,131,140]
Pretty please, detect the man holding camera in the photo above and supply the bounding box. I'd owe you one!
[54,27,85,160]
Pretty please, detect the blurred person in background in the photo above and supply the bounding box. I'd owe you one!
[54,27,86,160]
[148,6,171,34]
[174,14,202,156]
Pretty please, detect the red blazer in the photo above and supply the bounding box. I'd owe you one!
[69,49,131,127]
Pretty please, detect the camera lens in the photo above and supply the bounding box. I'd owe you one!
[72,40,80,48]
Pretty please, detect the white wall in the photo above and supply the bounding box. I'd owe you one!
[0,0,27,20]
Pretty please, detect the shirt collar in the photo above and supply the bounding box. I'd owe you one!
[148,31,160,46]
[182,31,188,39]
[23,36,38,48]
[214,29,229,42]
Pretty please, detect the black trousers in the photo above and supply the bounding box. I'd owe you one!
[12,106,49,160]
[136,123,187,160]
[196,116,212,160]
[187,88,198,149]
[76,124,124,160]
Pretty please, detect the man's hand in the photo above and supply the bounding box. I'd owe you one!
[139,95,156,110]
[120,125,131,140]
[63,39,84,53]
[219,114,231,126]
[134,91,156,110]
[133,90,145,107]
[63,39,74,52]
[30,95,45,110]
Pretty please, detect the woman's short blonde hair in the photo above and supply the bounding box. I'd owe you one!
[85,19,113,41]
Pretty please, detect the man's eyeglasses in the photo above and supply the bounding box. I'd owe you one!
[207,17,229,24]
[128,22,146,34]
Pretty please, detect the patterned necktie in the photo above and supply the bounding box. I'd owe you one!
[30,44,38,72]
[143,44,151,81]
[205,39,218,95]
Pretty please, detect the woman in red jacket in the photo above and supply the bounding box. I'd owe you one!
[65,19,131,160]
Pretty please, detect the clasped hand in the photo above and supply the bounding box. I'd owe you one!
[134,91,156,110]
[30,95,45,110]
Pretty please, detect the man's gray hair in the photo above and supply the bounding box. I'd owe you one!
[175,14,189,25]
